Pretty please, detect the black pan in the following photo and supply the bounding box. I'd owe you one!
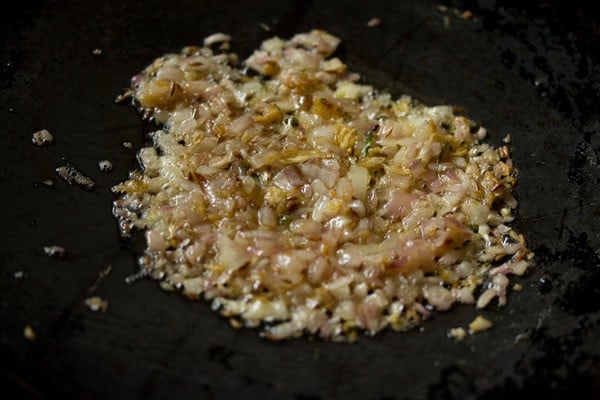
[1,0,598,398]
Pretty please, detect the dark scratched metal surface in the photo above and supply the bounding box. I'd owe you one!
[1,0,598,398]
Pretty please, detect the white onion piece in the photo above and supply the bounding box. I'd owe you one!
[423,284,454,311]
[203,32,232,46]
[476,289,497,309]
[272,166,303,191]
[348,164,369,202]
[215,235,249,271]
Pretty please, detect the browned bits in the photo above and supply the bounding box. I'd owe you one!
[280,70,317,92]
[262,60,280,76]
[469,315,493,333]
[499,145,511,159]
[32,129,54,146]
[310,95,343,119]
[136,79,182,108]
[56,165,94,189]
[253,104,283,123]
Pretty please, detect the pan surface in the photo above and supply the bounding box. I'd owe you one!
[1,0,598,398]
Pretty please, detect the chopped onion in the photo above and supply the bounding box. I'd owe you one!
[112,29,532,341]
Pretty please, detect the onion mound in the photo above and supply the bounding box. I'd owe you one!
[113,30,531,340]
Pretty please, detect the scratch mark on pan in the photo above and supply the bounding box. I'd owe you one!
[557,208,568,239]
[0,366,47,400]
[85,263,113,295]
[41,262,114,342]
[519,202,596,222]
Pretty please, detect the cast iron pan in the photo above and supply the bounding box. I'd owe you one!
[1,0,598,398]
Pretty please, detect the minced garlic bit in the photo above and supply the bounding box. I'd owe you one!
[469,315,493,333]
[23,325,36,341]
[32,129,54,146]
[84,296,108,312]
[513,283,523,291]
[113,30,530,341]
[448,327,467,340]
[98,160,113,172]
[43,245,66,258]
